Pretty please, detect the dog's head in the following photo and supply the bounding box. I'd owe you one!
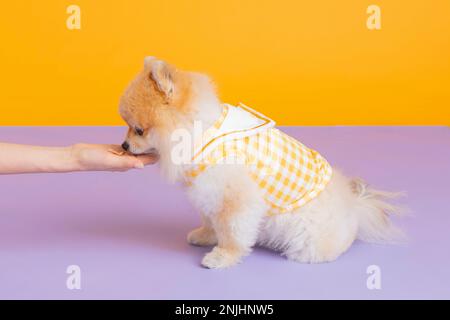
[119,57,193,157]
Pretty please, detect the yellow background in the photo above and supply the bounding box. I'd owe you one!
[0,1,449,125]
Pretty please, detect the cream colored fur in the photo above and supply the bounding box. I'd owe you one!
[120,58,404,269]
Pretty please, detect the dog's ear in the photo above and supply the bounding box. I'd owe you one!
[145,57,174,99]
[144,56,156,66]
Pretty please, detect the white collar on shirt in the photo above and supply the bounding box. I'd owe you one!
[191,103,276,161]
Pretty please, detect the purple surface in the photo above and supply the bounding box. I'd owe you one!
[0,126,449,300]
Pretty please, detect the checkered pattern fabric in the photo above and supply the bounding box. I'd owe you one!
[185,107,333,215]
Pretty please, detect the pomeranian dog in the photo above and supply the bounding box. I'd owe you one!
[119,57,403,269]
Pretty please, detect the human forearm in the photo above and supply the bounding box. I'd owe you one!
[0,143,76,174]
[0,143,158,175]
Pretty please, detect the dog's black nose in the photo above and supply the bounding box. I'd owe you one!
[121,141,129,151]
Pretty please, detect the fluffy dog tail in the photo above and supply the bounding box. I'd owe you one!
[351,178,406,244]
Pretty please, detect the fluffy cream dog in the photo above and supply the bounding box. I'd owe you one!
[119,57,403,269]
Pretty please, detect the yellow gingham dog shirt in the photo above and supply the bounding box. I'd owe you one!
[185,103,333,214]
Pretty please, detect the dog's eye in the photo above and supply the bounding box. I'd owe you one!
[135,128,144,136]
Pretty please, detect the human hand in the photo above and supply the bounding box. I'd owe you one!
[70,143,158,172]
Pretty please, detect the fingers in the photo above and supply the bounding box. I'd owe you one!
[91,144,159,171]
[108,153,158,171]
[124,154,158,170]
[135,154,159,165]
[106,157,141,171]
[127,159,145,170]
[106,144,159,166]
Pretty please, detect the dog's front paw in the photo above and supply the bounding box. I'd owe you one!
[201,247,241,269]
[187,227,217,246]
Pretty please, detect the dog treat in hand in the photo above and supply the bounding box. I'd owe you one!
[108,149,126,156]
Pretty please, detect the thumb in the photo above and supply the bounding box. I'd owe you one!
[123,157,145,169]
[135,154,159,165]
[133,161,145,169]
